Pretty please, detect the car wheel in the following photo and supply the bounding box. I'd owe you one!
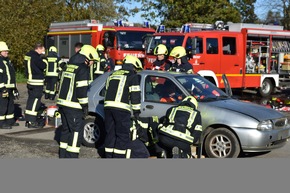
[258,79,273,97]
[82,117,105,148]
[204,128,240,158]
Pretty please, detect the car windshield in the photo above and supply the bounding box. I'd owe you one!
[116,31,154,50]
[146,35,185,54]
[176,75,229,101]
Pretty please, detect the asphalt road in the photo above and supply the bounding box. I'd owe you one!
[0,83,100,158]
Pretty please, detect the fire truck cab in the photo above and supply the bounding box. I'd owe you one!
[145,21,290,97]
[45,19,155,70]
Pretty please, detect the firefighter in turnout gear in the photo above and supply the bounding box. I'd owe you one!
[104,55,143,158]
[24,43,47,128]
[57,45,99,158]
[169,46,193,74]
[44,46,63,100]
[0,41,19,129]
[93,44,108,81]
[158,96,202,158]
[152,44,172,71]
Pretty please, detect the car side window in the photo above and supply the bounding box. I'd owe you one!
[145,75,183,104]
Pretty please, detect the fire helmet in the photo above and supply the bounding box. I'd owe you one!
[79,45,99,61]
[182,96,198,109]
[170,46,186,58]
[123,55,143,70]
[49,46,57,52]
[0,41,9,52]
[96,44,105,52]
[154,44,168,55]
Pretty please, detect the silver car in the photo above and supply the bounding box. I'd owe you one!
[85,70,290,158]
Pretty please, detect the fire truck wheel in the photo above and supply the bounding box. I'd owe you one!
[204,128,241,158]
[258,79,273,97]
[82,117,105,148]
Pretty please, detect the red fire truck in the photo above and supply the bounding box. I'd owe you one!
[144,21,290,97]
[45,19,155,69]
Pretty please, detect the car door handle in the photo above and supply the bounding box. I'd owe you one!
[146,105,154,109]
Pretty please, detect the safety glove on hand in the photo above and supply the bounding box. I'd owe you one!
[13,88,19,100]
[2,88,9,98]
[82,105,88,119]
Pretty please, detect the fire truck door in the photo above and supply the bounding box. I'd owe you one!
[220,36,243,88]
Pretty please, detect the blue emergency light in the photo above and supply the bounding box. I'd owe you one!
[156,25,165,33]
[114,20,123,27]
[181,24,190,33]
[144,21,150,28]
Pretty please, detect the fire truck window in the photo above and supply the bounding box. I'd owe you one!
[222,37,236,55]
[116,31,153,50]
[59,36,69,58]
[103,32,115,47]
[71,35,81,54]
[206,38,218,54]
[81,34,91,45]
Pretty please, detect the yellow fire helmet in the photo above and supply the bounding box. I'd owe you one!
[49,46,57,52]
[0,41,9,52]
[170,46,186,58]
[79,45,99,61]
[182,95,198,109]
[123,55,143,70]
[96,44,105,52]
[154,44,168,55]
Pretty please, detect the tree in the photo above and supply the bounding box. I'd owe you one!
[0,0,117,70]
[233,0,259,23]
[0,0,63,70]
[63,0,118,22]
[117,0,241,27]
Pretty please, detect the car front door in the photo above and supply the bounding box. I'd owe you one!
[140,74,185,118]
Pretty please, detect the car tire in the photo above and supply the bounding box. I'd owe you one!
[258,79,273,97]
[82,117,105,148]
[204,128,240,158]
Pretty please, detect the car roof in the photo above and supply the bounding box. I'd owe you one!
[138,70,198,78]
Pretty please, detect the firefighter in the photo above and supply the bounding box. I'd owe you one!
[152,44,172,71]
[0,41,19,129]
[157,96,202,158]
[104,50,115,71]
[57,45,99,158]
[104,55,143,158]
[169,46,193,74]
[44,46,63,100]
[24,43,47,128]
[93,44,109,80]
[74,42,83,53]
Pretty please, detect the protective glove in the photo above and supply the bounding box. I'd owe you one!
[82,106,88,119]
[13,88,19,100]
[2,88,9,98]
[133,112,140,121]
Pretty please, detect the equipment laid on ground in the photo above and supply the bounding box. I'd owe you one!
[45,105,62,128]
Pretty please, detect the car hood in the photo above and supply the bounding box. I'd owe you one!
[207,99,284,121]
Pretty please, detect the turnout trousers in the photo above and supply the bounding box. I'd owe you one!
[45,76,58,100]
[58,107,85,158]
[158,134,192,158]
[0,90,15,126]
[104,109,132,158]
[25,85,43,123]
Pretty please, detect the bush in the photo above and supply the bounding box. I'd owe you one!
[16,71,27,83]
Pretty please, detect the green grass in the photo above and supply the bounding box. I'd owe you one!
[16,71,27,83]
